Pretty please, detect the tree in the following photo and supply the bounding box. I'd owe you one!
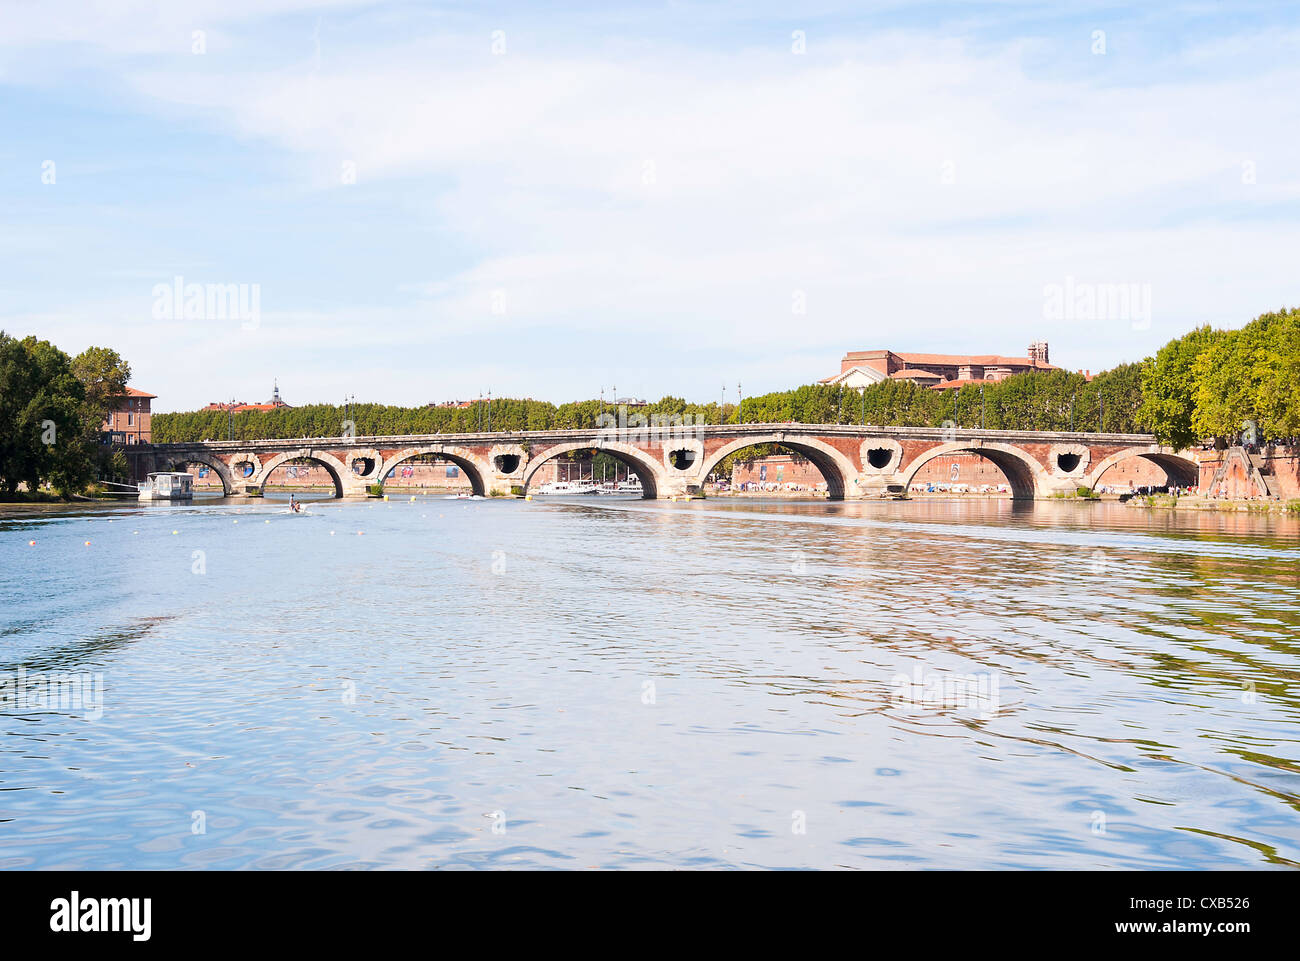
[0,333,92,496]
[72,346,131,422]
[1248,308,1300,441]
[1138,325,1226,448]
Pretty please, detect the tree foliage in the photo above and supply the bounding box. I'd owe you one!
[1139,309,1299,447]
[0,333,127,496]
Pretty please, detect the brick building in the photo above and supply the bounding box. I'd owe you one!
[101,387,155,445]
[202,382,291,414]
[822,341,1059,390]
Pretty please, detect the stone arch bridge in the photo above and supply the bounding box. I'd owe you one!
[132,424,1199,501]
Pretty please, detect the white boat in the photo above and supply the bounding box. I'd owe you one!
[138,472,194,501]
[533,481,591,495]
[593,478,644,495]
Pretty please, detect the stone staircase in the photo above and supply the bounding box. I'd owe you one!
[1208,447,1274,498]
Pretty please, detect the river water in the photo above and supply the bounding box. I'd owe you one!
[2,494,1298,869]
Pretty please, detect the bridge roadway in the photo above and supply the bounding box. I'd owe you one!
[133,422,1199,500]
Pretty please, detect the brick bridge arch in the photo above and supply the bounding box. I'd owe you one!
[162,452,235,495]
[256,450,354,498]
[697,434,859,499]
[1084,447,1200,489]
[521,441,665,498]
[898,441,1047,499]
[378,446,492,497]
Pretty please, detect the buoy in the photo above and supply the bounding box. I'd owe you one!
[330,531,335,536]
[357,531,364,535]
[28,540,35,546]
[172,530,179,535]
[84,541,91,546]
[525,494,532,501]
[410,496,416,502]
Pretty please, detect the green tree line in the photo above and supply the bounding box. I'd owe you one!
[1137,307,1299,448]
[0,333,131,498]
[155,365,1145,442]
[107,305,1300,462]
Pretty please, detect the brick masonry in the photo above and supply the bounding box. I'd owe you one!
[131,424,1203,501]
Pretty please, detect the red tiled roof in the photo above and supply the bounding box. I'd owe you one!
[122,387,157,398]
[890,369,942,379]
[930,378,992,390]
[896,352,1055,369]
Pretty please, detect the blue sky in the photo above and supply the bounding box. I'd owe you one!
[2,1,1298,411]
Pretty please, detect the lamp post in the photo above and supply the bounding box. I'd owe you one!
[721,385,726,425]
[737,382,742,424]
[980,385,985,430]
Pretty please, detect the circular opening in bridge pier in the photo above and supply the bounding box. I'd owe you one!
[669,449,697,471]
[866,447,893,469]
[351,457,375,476]
[494,454,520,474]
[1056,453,1082,473]
[234,461,255,479]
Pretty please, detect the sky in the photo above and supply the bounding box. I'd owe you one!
[2,1,1298,412]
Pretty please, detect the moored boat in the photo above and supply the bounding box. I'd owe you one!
[138,472,194,501]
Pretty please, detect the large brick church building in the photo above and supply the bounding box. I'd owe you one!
[821,341,1057,390]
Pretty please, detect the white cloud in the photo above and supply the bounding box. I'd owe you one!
[4,6,1300,407]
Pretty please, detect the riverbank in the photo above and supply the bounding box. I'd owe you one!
[1126,493,1300,513]
[0,488,126,504]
